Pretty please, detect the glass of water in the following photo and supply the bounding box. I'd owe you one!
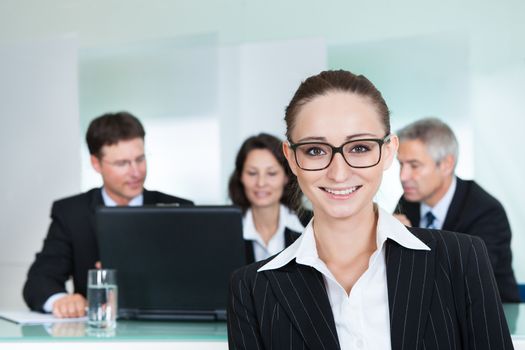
[87,269,118,330]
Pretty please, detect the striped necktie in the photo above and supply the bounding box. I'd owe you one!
[425,211,436,229]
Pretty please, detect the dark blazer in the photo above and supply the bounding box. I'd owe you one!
[23,188,193,312]
[244,228,301,265]
[394,177,520,302]
[228,227,513,350]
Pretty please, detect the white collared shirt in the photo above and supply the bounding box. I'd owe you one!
[43,187,144,313]
[259,206,430,350]
[243,204,304,262]
[420,176,457,229]
[101,187,143,207]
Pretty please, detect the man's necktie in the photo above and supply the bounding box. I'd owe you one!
[425,211,436,229]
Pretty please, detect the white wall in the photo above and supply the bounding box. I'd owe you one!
[78,36,326,204]
[0,36,80,309]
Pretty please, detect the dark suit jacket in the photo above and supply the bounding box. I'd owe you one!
[244,228,301,265]
[228,227,513,349]
[394,177,520,302]
[23,188,193,312]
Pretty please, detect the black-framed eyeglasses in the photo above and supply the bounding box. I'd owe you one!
[288,134,391,171]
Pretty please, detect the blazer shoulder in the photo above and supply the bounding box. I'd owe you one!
[406,226,487,272]
[53,188,98,203]
[231,258,271,286]
[51,188,101,213]
[408,225,483,247]
[461,180,504,210]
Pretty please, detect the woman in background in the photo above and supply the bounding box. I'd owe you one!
[229,133,306,264]
[228,70,512,349]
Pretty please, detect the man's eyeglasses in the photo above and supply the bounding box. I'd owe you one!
[288,134,391,171]
[102,155,146,169]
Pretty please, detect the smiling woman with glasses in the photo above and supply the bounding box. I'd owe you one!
[227,70,513,350]
[289,134,391,170]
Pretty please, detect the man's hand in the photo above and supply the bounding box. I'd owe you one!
[393,213,412,227]
[52,293,87,318]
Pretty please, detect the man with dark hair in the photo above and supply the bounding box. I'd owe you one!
[394,117,520,302]
[23,112,193,317]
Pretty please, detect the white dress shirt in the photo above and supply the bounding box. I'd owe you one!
[243,204,304,262]
[259,206,430,350]
[101,187,143,207]
[420,176,457,229]
[43,188,143,313]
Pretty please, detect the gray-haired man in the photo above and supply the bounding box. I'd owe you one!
[394,117,520,302]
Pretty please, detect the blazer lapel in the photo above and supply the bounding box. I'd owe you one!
[244,240,255,265]
[89,189,105,256]
[142,189,155,205]
[284,227,301,247]
[90,187,105,210]
[264,263,340,350]
[442,177,466,231]
[386,237,436,350]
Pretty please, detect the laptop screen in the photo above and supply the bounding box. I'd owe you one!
[95,205,245,321]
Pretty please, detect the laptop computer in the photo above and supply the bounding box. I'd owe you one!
[95,205,245,321]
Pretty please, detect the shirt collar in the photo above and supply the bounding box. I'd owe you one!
[420,176,457,227]
[101,187,143,207]
[243,204,304,244]
[258,206,430,272]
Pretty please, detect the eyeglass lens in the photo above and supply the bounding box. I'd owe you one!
[294,139,382,170]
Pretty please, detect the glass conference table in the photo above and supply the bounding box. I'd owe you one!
[0,318,228,349]
[0,304,523,349]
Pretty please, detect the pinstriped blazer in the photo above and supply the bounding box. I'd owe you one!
[227,227,513,349]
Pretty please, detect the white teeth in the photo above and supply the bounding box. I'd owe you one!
[324,186,359,195]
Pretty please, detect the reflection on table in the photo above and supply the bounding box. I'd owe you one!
[1,319,227,342]
[0,304,522,348]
